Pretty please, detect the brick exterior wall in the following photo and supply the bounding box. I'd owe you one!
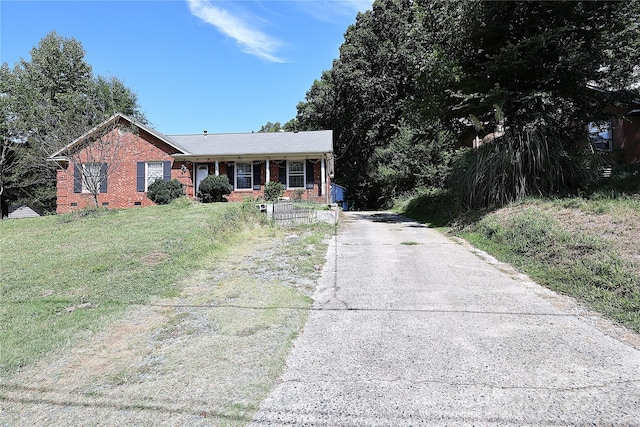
[56,128,191,213]
[56,126,331,213]
[220,160,328,203]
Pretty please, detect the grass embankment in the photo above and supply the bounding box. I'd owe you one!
[399,186,640,333]
[1,198,332,424]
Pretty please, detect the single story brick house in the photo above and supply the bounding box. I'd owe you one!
[49,113,334,214]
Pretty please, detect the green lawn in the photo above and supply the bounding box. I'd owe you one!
[0,199,330,377]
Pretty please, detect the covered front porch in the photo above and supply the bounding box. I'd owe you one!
[177,156,333,203]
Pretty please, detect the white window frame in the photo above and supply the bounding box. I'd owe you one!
[236,162,253,190]
[287,161,305,189]
[81,163,102,193]
[146,161,163,191]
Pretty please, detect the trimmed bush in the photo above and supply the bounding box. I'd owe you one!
[264,181,285,201]
[147,179,184,204]
[198,175,233,202]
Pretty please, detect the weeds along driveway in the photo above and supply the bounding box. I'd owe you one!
[252,211,640,426]
[0,225,331,427]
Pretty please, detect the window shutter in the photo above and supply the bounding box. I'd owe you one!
[278,162,287,184]
[226,162,235,190]
[100,163,108,193]
[136,162,145,192]
[163,160,172,182]
[73,164,82,193]
[253,162,262,187]
[306,160,314,185]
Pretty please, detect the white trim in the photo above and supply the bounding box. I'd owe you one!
[235,161,253,190]
[265,159,270,183]
[145,161,163,191]
[320,158,326,196]
[287,160,305,189]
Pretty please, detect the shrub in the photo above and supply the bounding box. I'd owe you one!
[198,175,232,203]
[147,179,184,204]
[264,181,285,201]
[449,127,597,209]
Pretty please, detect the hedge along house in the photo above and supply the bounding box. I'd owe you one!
[49,113,334,214]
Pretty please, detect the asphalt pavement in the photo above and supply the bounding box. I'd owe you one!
[251,211,640,426]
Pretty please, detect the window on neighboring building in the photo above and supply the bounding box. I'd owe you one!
[288,161,304,188]
[81,163,102,193]
[588,121,613,151]
[236,162,252,189]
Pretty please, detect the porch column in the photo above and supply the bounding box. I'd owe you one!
[215,160,219,176]
[265,159,270,183]
[320,157,326,196]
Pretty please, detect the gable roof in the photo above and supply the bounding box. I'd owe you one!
[168,130,333,160]
[48,113,189,160]
[49,113,333,162]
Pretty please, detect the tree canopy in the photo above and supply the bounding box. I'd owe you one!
[295,0,640,208]
[1,31,147,212]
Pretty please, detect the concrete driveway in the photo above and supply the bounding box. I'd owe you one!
[252,211,640,426]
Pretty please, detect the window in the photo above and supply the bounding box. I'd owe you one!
[146,162,163,190]
[81,163,102,193]
[288,161,304,188]
[137,161,171,192]
[74,163,107,194]
[236,162,252,189]
[588,121,613,151]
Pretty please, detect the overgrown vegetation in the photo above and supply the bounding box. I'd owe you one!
[263,181,285,201]
[146,179,184,204]
[398,173,640,333]
[295,0,640,209]
[449,128,598,209]
[0,200,331,377]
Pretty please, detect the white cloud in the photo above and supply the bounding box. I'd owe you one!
[298,0,373,22]
[186,0,284,63]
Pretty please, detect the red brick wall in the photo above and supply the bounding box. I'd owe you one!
[613,116,640,164]
[57,131,331,213]
[211,160,328,203]
[56,128,191,213]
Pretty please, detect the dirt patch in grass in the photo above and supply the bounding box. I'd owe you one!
[0,227,331,426]
[141,250,170,266]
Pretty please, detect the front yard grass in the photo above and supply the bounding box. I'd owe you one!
[1,199,333,425]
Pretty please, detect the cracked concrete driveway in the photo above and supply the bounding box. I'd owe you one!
[251,211,640,426]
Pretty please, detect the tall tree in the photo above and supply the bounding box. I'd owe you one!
[450,1,640,135]
[297,0,462,207]
[1,31,146,212]
[446,1,640,208]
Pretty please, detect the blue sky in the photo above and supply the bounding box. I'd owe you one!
[1,0,371,134]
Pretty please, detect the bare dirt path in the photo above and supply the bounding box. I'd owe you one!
[251,211,640,426]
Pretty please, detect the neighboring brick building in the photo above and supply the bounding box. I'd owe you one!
[49,113,334,213]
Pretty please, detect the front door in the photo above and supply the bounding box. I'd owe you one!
[195,164,209,193]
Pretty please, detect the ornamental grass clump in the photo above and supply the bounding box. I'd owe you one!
[449,127,596,210]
